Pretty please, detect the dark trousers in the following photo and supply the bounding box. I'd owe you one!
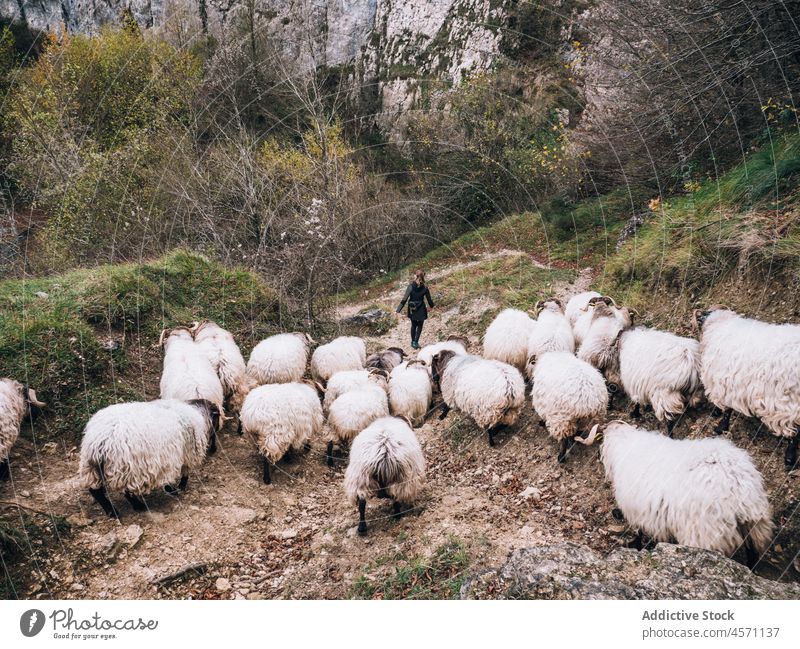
[410,319,424,343]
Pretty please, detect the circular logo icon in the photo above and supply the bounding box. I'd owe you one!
[20,609,45,637]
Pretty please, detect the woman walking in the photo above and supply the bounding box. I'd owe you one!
[396,269,435,349]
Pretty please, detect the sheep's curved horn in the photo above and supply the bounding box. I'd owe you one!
[407,359,427,367]
[574,424,602,446]
[27,389,45,408]
[305,333,317,345]
[396,414,414,428]
[158,328,169,347]
[603,296,618,307]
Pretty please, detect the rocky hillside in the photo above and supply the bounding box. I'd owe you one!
[1,0,516,135]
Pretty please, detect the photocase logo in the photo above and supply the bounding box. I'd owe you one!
[20,609,46,637]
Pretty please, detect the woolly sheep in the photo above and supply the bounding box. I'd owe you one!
[696,307,800,469]
[572,295,633,348]
[530,351,607,462]
[525,298,575,379]
[431,351,525,446]
[388,360,433,427]
[79,399,220,516]
[310,336,366,383]
[483,308,536,371]
[192,320,247,410]
[576,299,631,405]
[247,332,315,385]
[565,291,601,328]
[416,338,468,367]
[344,416,426,535]
[159,327,225,416]
[326,383,389,465]
[577,420,773,567]
[366,347,407,373]
[0,379,44,481]
[240,381,324,484]
[617,327,703,436]
[323,369,387,414]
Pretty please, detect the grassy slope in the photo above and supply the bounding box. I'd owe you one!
[345,131,800,334]
[0,250,280,442]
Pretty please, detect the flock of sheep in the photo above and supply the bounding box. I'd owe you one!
[0,292,798,569]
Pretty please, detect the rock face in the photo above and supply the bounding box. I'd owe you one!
[1,0,512,138]
[461,542,800,600]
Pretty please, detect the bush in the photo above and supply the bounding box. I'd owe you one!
[0,250,279,441]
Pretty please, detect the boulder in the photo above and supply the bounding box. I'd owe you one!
[461,542,800,600]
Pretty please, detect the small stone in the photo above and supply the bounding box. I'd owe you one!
[519,486,541,501]
[246,592,264,600]
[607,524,626,534]
[20,490,31,498]
[70,583,84,591]
[66,515,92,528]
[35,291,49,299]
[281,528,298,540]
[215,578,231,592]
[121,524,143,547]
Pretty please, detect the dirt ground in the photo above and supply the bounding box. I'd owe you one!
[3,252,799,599]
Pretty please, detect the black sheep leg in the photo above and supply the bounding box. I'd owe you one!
[630,403,641,418]
[392,501,403,520]
[179,475,189,491]
[744,538,759,570]
[711,406,723,417]
[263,458,272,485]
[627,530,644,550]
[557,438,571,464]
[0,458,8,481]
[357,498,367,535]
[326,441,334,467]
[607,383,618,410]
[208,430,217,455]
[714,408,732,434]
[89,487,117,517]
[438,403,451,420]
[666,418,676,438]
[124,492,147,512]
[785,432,799,471]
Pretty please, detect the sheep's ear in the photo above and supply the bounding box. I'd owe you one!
[26,388,45,408]
[575,424,601,446]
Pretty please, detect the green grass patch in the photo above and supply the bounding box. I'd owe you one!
[605,132,800,297]
[350,538,470,600]
[434,254,575,315]
[0,250,279,442]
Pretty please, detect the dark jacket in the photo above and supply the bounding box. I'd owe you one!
[397,282,434,322]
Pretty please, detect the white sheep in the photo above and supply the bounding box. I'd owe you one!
[366,347,407,373]
[388,360,433,427]
[326,382,389,465]
[483,308,536,371]
[344,416,426,535]
[696,307,800,469]
[240,381,324,484]
[431,351,525,446]
[78,399,220,516]
[572,295,633,347]
[576,299,631,405]
[416,337,468,367]
[617,327,703,435]
[525,298,575,379]
[192,320,248,410]
[246,332,315,385]
[0,379,44,481]
[159,327,225,415]
[529,351,607,462]
[565,290,601,328]
[310,336,366,383]
[576,420,774,567]
[323,369,387,414]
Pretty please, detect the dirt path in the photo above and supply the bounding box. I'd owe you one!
[4,250,799,599]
